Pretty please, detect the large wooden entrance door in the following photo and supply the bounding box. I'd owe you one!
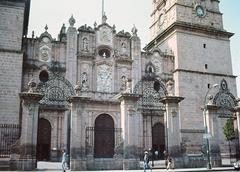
[94,114,114,158]
[37,118,51,161]
[152,122,165,159]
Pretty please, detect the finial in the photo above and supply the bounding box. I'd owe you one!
[61,23,66,34]
[113,24,116,30]
[32,31,35,38]
[69,15,76,27]
[94,21,97,28]
[131,25,138,36]
[45,24,48,32]
[102,12,107,24]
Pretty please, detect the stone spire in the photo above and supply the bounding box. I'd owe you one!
[69,15,76,27]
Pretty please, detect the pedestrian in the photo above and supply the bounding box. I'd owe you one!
[61,149,68,172]
[143,151,151,172]
[166,156,173,170]
[163,150,168,168]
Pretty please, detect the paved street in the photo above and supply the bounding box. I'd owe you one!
[35,162,236,172]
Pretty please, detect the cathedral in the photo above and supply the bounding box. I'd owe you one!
[0,0,240,171]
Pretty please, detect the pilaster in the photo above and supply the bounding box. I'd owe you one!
[10,92,43,171]
[66,15,78,85]
[117,93,140,170]
[130,26,141,89]
[160,96,184,168]
[68,95,90,171]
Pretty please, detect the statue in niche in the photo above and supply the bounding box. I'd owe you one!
[166,80,174,96]
[82,38,89,51]
[121,42,127,54]
[120,76,127,91]
[81,72,89,91]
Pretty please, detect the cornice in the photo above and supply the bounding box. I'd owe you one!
[144,21,234,51]
[173,69,237,78]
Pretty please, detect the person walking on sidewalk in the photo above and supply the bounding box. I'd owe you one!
[61,149,68,172]
[143,151,152,172]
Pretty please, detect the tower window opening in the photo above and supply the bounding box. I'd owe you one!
[205,64,208,69]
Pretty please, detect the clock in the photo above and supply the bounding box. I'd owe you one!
[42,37,50,43]
[195,5,205,17]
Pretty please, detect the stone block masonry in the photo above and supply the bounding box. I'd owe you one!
[0,51,23,124]
[0,2,25,51]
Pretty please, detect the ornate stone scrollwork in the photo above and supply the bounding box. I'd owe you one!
[133,77,167,109]
[213,79,237,117]
[36,74,74,107]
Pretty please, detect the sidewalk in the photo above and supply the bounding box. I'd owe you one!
[36,162,235,172]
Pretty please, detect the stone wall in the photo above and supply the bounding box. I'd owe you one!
[0,51,23,124]
[0,2,24,51]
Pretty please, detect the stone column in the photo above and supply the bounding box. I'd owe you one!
[204,105,221,167]
[160,96,184,168]
[10,92,43,171]
[117,93,140,170]
[68,95,90,171]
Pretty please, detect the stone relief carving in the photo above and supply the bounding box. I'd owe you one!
[36,74,74,106]
[212,79,237,117]
[134,78,167,109]
[39,45,51,62]
[97,64,112,92]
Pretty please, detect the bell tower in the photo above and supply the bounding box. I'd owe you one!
[146,0,237,154]
[150,0,224,40]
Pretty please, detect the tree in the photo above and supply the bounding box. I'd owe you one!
[223,118,235,163]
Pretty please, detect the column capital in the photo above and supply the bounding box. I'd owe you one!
[19,92,43,102]
[116,93,141,102]
[160,96,184,104]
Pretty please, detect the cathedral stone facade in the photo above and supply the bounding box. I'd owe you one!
[1,0,240,171]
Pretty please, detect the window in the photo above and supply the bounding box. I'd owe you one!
[39,70,49,83]
[98,48,111,58]
[205,64,208,69]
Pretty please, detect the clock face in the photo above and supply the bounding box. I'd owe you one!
[42,37,50,43]
[196,5,205,17]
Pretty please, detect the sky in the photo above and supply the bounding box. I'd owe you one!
[28,0,240,96]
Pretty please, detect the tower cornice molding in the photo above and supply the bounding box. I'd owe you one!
[145,21,234,51]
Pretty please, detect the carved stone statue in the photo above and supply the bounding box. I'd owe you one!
[83,38,89,51]
[81,72,89,91]
[120,76,127,91]
[166,80,174,96]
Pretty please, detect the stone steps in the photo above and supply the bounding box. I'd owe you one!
[0,158,10,170]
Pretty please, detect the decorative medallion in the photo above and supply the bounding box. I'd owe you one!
[39,45,51,62]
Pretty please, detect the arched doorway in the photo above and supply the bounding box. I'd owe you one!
[37,118,51,161]
[94,114,114,158]
[152,122,165,159]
